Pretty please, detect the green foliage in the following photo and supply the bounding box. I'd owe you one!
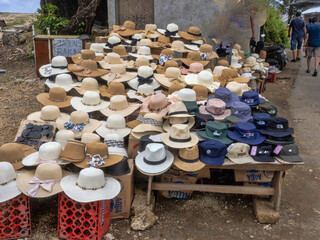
[26,52,34,59]
[35,3,69,35]
[76,21,85,35]
[265,7,289,47]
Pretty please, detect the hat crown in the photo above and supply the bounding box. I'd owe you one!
[49,87,67,101]
[199,44,212,53]
[226,82,242,96]
[81,78,99,91]
[217,60,229,67]
[231,102,251,118]
[132,34,142,40]
[112,46,127,56]
[137,46,151,56]
[169,124,190,140]
[86,142,109,157]
[171,40,184,50]
[189,62,204,73]
[123,20,135,29]
[157,35,170,43]
[253,113,271,122]
[106,53,121,64]
[200,139,227,158]
[165,67,181,78]
[70,111,89,124]
[256,145,272,156]
[136,57,150,67]
[77,168,106,189]
[143,113,163,123]
[144,143,166,162]
[108,36,121,44]
[81,60,98,71]
[169,117,188,124]
[81,50,96,60]
[55,74,73,86]
[266,117,289,130]
[214,88,232,102]
[166,23,178,32]
[187,51,201,61]
[259,101,277,115]
[138,65,153,78]
[81,132,100,144]
[221,69,238,78]
[110,64,126,75]
[34,163,62,181]
[168,82,183,94]
[161,49,174,56]
[0,162,17,185]
[82,91,101,105]
[110,95,129,110]
[38,142,62,161]
[149,93,168,109]
[177,88,196,101]
[51,56,68,68]
[90,43,104,53]
[198,70,213,84]
[227,143,250,158]
[206,98,226,115]
[107,82,126,95]
[0,143,24,163]
[138,39,152,47]
[234,122,258,139]
[60,140,86,162]
[145,24,157,31]
[188,26,201,35]
[179,145,199,161]
[55,130,75,143]
[193,85,208,98]
[164,60,179,69]
[137,84,154,95]
[40,105,61,120]
[168,101,188,115]
[106,114,126,129]
[280,144,298,156]
[105,133,124,142]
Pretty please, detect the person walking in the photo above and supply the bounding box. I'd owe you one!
[288,12,307,62]
[305,18,314,57]
[304,17,320,77]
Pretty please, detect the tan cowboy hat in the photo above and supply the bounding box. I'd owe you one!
[154,67,186,88]
[99,52,128,69]
[162,124,198,149]
[68,60,109,78]
[199,44,219,61]
[142,24,162,39]
[100,64,137,83]
[178,26,205,41]
[181,52,209,67]
[74,77,100,95]
[100,95,140,117]
[156,60,179,74]
[151,35,172,48]
[127,57,157,71]
[27,105,70,122]
[72,50,104,65]
[99,82,127,99]
[111,20,143,37]
[173,145,205,172]
[56,111,101,138]
[36,87,73,108]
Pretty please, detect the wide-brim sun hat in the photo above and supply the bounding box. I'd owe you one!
[100,70,137,83]
[100,95,140,117]
[36,87,73,108]
[68,60,109,78]
[45,76,81,92]
[70,91,110,113]
[227,122,266,145]
[39,56,69,78]
[95,121,131,138]
[0,162,21,203]
[27,109,70,123]
[153,71,186,89]
[22,151,69,166]
[185,73,220,91]
[162,117,195,132]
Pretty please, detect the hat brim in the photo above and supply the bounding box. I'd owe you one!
[151,42,172,49]
[117,29,143,37]
[135,149,174,176]
[9,145,37,170]
[45,79,82,92]
[74,86,100,95]
[161,132,198,149]
[199,106,231,120]
[100,72,137,83]
[0,181,21,203]
[68,64,109,77]
[131,131,161,140]
[177,31,204,41]
[36,93,72,108]
[227,155,255,164]
[98,60,128,70]
[73,154,124,168]
[210,93,239,108]
[127,89,161,102]
[39,64,69,78]
[227,130,266,145]
[157,29,180,38]
[140,97,170,117]
[128,53,154,60]
[127,77,161,90]
[132,124,163,135]
[233,77,251,83]
[60,175,121,202]
[259,128,294,138]
[22,152,69,167]
[184,74,220,90]
[197,131,233,145]
[184,44,200,51]
[103,44,128,50]
[95,121,131,138]
[199,152,225,166]
[252,155,275,162]
[181,59,209,67]
[100,102,140,117]
[71,54,104,65]
[264,138,294,145]
[162,117,195,132]
[127,61,158,71]
[99,86,128,98]
[27,111,70,123]
[153,73,186,88]
[278,154,303,163]
[70,97,110,113]
[173,153,206,172]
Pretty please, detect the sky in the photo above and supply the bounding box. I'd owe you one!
[0,0,40,13]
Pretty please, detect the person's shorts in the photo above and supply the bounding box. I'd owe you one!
[291,36,303,50]
[307,47,320,57]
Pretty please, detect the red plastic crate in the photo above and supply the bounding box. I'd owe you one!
[58,193,110,240]
[0,194,31,240]
[267,72,277,82]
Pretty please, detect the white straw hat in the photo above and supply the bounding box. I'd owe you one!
[127,66,161,90]
[99,52,128,70]
[104,133,128,157]
[74,77,100,95]
[55,130,75,149]
[100,95,140,117]
[90,43,105,55]
[127,84,161,102]
[129,46,154,60]
[157,23,180,38]
[81,132,101,144]
[27,105,69,122]
[95,114,131,138]
[0,162,21,203]
[45,74,81,92]
[103,36,124,49]
[71,91,110,112]
[39,56,69,78]
[185,70,220,92]
[226,81,251,96]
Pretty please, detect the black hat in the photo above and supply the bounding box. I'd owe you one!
[259,117,294,137]
[265,135,295,145]
[193,113,214,130]
[251,144,275,162]
[103,157,130,175]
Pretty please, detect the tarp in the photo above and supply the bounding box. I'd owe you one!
[302,6,320,14]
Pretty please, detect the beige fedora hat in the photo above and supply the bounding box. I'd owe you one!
[96,114,131,138]
[99,52,128,69]
[45,73,81,92]
[100,95,140,117]
[164,101,194,118]
[99,82,127,99]
[72,49,104,65]
[127,57,157,71]
[56,110,101,138]
[162,124,198,149]
[162,116,195,132]
[71,91,110,113]
[37,87,73,108]
[127,66,161,90]
[81,132,101,144]
[74,77,100,95]
[27,105,69,122]
[68,60,109,78]
[100,64,137,83]
[154,67,186,88]
[173,145,205,172]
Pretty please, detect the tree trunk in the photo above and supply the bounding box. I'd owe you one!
[60,0,102,35]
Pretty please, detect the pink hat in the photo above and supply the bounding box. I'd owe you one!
[181,62,210,75]
[140,93,170,116]
[199,98,231,120]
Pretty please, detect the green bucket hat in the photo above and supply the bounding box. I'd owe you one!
[197,121,233,145]
[221,115,242,129]
[183,101,199,115]
[253,101,277,117]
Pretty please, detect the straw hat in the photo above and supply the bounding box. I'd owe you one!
[131,113,163,139]
[127,57,157,71]
[100,64,137,83]
[16,163,69,198]
[184,43,201,51]
[0,162,21,203]
[125,33,142,46]
[89,43,104,55]
[60,167,121,203]
[36,87,72,108]
[103,36,125,50]
[100,95,140,117]
[127,84,162,102]
[154,67,186,88]
[142,24,162,39]
[112,20,143,37]
[162,124,198,149]
[180,62,204,75]
[112,46,130,58]
[81,132,100,144]
[193,85,210,101]
[140,93,170,116]
[151,35,172,48]
[244,57,256,67]
[55,130,75,149]
[156,60,179,74]
[162,82,184,96]
[27,105,69,122]
[99,53,128,69]
[157,23,180,38]
[39,56,69,78]
[199,44,219,60]
[129,46,154,60]
[127,66,161,90]
[199,98,231,120]
[213,66,229,77]
[45,74,81,92]
[72,50,104,65]
[104,133,128,157]
[70,91,109,112]
[173,145,205,172]
[137,39,153,48]
[164,101,194,118]
[171,88,197,102]
[68,60,109,78]
[152,49,176,61]
[73,142,123,168]
[217,59,229,67]
[60,140,86,163]
[96,114,131,138]
[74,77,100,95]
[135,143,174,176]
[185,70,220,91]
[56,110,101,138]
[226,81,251,96]
[181,52,209,67]
[99,82,127,98]
[169,40,190,53]
[163,116,195,132]
[178,26,204,41]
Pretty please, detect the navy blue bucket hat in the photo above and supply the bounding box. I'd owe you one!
[259,117,294,137]
[199,139,227,166]
[227,122,266,145]
[230,102,253,122]
[250,113,271,130]
[240,91,265,106]
[208,87,239,107]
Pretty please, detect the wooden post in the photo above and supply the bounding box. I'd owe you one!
[271,171,284,211]
[147,176,153,206]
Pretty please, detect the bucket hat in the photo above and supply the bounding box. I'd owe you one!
[96,114,131,138]
[99,82,127,99]
[71,91,110,112]
[221,115,242,129]
[209,87,239,107]
[112,45,130,58]
[230,102,253,122]
[156,60,179,74]
[185,70,220,91]
[22,142,68,166]
[240,91,265,106]
[181,52,209,67]
[100,64,137,83]
[184,101,199,115]
[227,122,266,145]
[128,66,161,90]
[265,135,295,146]
[199,44,219,61]
[45,74,81,92]
[127,84,161,102]
[55,130,75,149]
[0,162,21,203]
[73,142,123,169]
[129,46,154,60]
[39,56,69,78]
[163,115,195,132]
[72,50,104,65]
[226,143,254,164]
[127,57,157,71]
[197,121,233,145]
[180,62,204,75]
[81,133,100,144]
[60,167,121,203]
[16,163,68,198]
[151,35,172,48]
[99,52,128,69]
[251,113,271,130]
[174,145,205,172]
[104,133,128,157]
[100,95,140,117]
[278,144,303,163]
[251,144,275,162]
[140,93,170,116]
[226,82,251,96]
[169,40,190,53]
[178,26,204,41]
[27,105,69,122]
[56,110,101,138]
[193,113,214,130]
[112,20,143,37]
[259,117,294,137]
[164,101,194,118]
[135,143,174,176]
[103,36,125,50]
[162,124,198,149]
[68,60,109,78]
[157,23,180,38]
[199,140,227,166]
[74,77,100,95]
[254,101,278,117]
[37,87,73,108]
[60,140,86,163]
[131,113,164,139]
[142,24,162,39]
[199,98,231,120]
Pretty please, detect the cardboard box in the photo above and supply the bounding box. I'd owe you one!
[168,165,211,180]
[106,159,134,219]
[127,133,140,160]
[243,182,272,188]
[234,170,274,183]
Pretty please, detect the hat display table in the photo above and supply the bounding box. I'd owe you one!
[0,194,31,240]
[146,159,302,212]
